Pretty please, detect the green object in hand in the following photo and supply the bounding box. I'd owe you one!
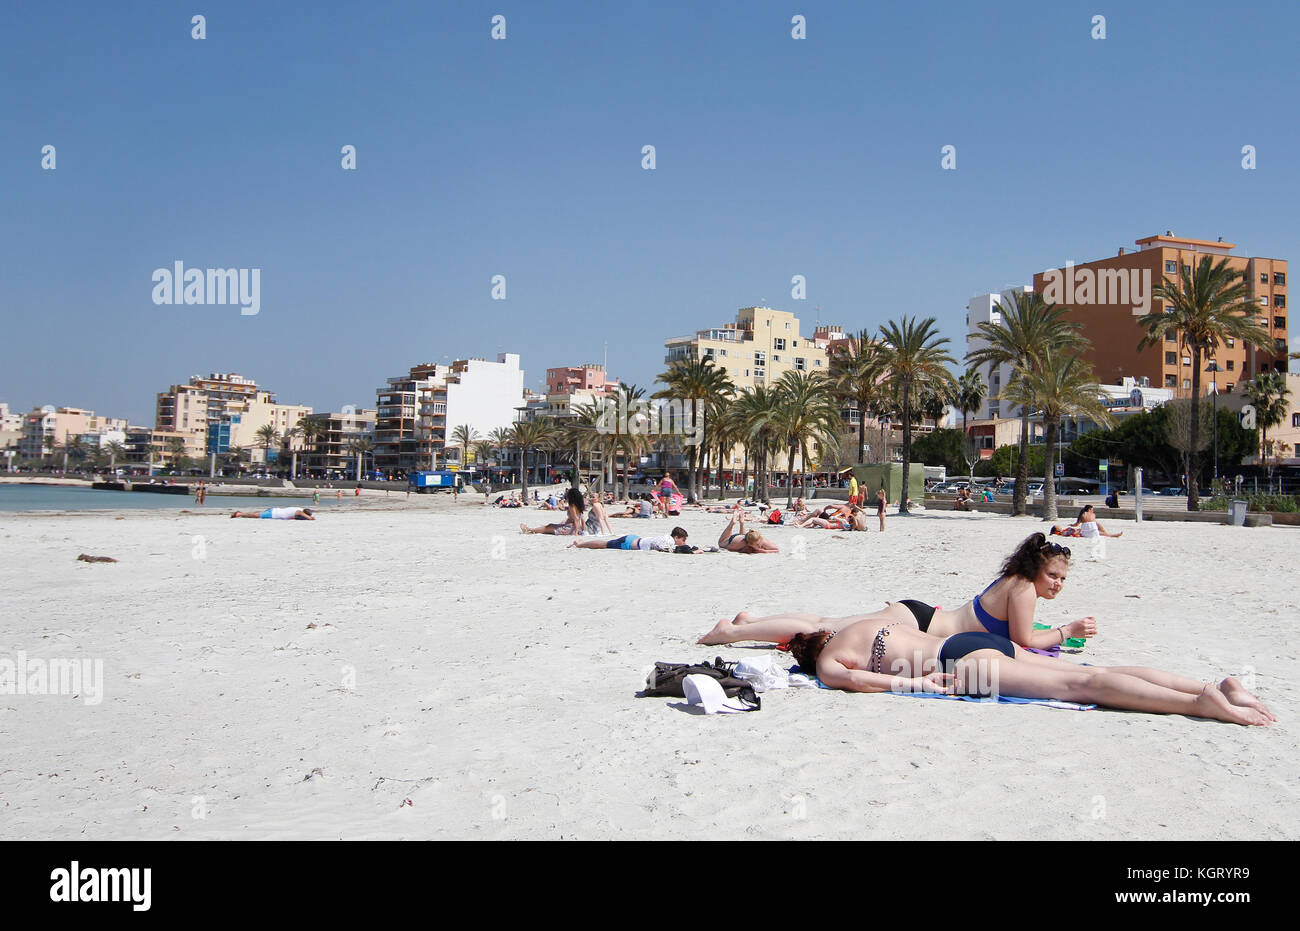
[1034,622,1086,649]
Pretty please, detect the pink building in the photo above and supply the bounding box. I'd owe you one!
[545,364,618,397]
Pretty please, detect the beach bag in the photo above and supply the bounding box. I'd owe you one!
[642,657,761,709]
[767,509,782,524]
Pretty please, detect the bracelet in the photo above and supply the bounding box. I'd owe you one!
[1059,626,1068,644]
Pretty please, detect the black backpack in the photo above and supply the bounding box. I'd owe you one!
[641,657,760,710]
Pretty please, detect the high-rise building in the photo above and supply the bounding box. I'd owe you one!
[965,287,1033,421]
[156,372,311,461]
[664,306,830,387]
[375,353,524,473]
[298,409,377,476]
[1031,233,1288,399]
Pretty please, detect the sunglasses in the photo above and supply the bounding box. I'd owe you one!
[1040,542,1071,558]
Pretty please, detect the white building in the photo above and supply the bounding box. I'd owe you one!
[965,287,1033,421]
[441,353,525,462]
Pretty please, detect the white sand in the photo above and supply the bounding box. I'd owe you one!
[1,495,1295,840]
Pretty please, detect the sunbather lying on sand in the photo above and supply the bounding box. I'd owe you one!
[780,618,1273,725]
[717,505,779,553]
[697,533,1095,651]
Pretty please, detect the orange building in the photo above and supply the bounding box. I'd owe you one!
[1031,233,1288,399]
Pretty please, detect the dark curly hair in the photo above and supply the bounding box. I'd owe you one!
[788,630,834,673]
[565,488,585,511]
[1000,532,1072,581]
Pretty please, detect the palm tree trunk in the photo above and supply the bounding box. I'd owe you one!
[519,446,528,501]
[785,442,796,509]
[1014,414,1030,516]
[858,406,867,464]
[1043,418,1059,520]
[1188,349,1202,511]
[899,384,912,515]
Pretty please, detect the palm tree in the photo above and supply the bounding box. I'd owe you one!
[952,369,987,436]
[874,317,958,514]
[653,358,734,503]
[165,436,189,472]
[346,437,374,481]
[105,440,128,473]
[1138,255,1273,509]
[613,383,647,499]
[509,418,554,501]
[999,349,1114,519]
[731,385,785,503]
[255,424,281,471]
[472,439,495,471]
[1242,371,1292,464]
[451,424,480,472]
[281,425,303,478]
[488,427,513,484]
[829,328,889,465]
[297,418,325,474]
[772,371,842,507]
[966,290,1085,515]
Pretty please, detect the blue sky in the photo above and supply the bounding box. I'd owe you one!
[3,0,1298,424]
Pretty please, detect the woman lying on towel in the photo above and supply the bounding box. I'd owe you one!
[781,619,1273,725]
[697,532,1092,651]
[1051,505,1123,538]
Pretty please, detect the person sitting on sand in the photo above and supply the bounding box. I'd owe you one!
[568,526,704,554]
[231,507,315,520]
[776,618,1274,726]
[583,493,613,535]
[1051,505,1122,538]
[521,488,586,535]
[697,533,1097,652]
[717,505,780,553]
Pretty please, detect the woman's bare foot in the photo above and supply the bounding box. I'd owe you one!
[696,611,751,645]
[520,524,532,534]
[1193,684,1270,726]
[1218,677,1278,723]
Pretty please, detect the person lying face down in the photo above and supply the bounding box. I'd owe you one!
[776,618,1274,726]
[697,533,1094,652]
[569,527,705,553]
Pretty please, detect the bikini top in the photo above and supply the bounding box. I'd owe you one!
[972,578,1011,638]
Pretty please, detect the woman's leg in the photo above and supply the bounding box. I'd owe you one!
[697,605,903,645]
[520,523,559,534]
[972,652,1271,725]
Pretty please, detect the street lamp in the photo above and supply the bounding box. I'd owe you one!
[1207,360,1221,486]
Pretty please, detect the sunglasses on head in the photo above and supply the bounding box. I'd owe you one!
[1040,542,1071,557]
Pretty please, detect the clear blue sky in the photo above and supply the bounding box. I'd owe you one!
[3,0,1298,424]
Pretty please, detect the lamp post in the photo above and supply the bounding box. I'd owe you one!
[1207,361,1220,487]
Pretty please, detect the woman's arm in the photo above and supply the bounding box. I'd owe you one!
[1006,583,1077,649]
[818,660,953,694]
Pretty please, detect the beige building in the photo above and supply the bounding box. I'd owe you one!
[664,306,830,387]
[155,372,311,461]
[1219,372,1300,464]
[299,409,377,475]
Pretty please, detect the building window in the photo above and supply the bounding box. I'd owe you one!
[1276,338,1288,353]
[1165,352,1177,365]
[785,322,790,329]
[1226,338,1235,348]
[754,351,766,363]
[719,349,727,357]
[1182,356,1191,366]
[1261,273,1270,283]
[703,348,714,358]
[1226,383,1234,392]
[1293,413,1300,428]
[1275,272,1287,286]
[774,338,786,351]
[1276,316,1287,329]
[744,369,750,377]
[1226,360,1234,371]
[1258,296,1269,306]
[753,368,765,379]
[772,355,781,363]
[1165,261,1177,274]
[1275,295,1286,308]
[1164,331,1175,342]
[814,359,822,366]
[794,357,806,371]
[1182,379,1191,389]
[792,340,798,347]
[1165,375,1177,387]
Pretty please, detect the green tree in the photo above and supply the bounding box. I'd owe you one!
[451,424,480,471]
[966,290,1085,516]
[951,369,987,435]
[998,349,1114,519]
[255,425,281,470]
[1137,255,1273,510]
[653,358,734,503]
[730,385,785,503]
[909,428,970,475]
[1242,371,1292,463]
[772,370,842,507]
[874,316,958,514]
[829,329,886,464]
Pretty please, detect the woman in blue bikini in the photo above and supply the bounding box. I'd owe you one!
[698,532,1091,649]
[781,615,1274,725]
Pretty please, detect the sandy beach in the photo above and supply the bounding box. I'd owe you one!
[1,494,1295,840]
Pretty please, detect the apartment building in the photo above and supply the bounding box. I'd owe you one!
[298,409,377,475]
[1031,233,1288,399]
[157,373,311,461]
[543,364,620,419]
[664,306,830,387]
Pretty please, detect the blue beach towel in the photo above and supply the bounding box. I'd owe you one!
[793,665,1095,711]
